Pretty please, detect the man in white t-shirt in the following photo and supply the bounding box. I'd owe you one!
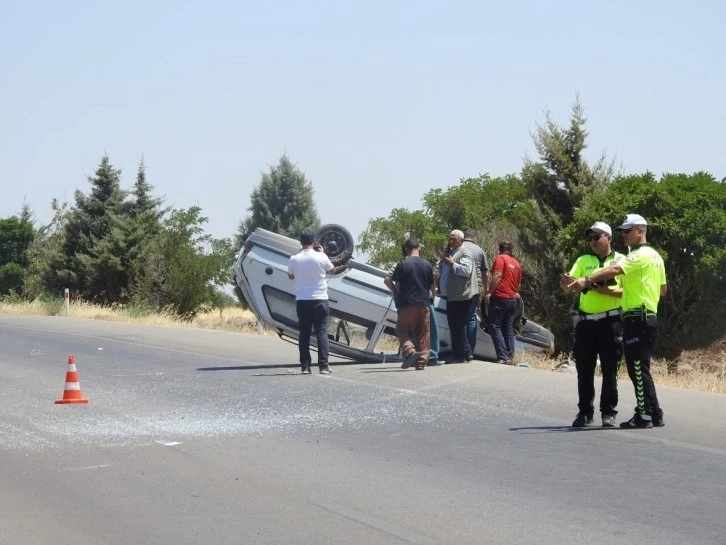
[288,229,336,374]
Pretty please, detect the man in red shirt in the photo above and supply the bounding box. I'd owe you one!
[484,241,522,364]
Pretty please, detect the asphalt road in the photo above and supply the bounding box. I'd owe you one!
[1,315,725,545]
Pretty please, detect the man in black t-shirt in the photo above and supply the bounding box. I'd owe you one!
[384,239,436,370]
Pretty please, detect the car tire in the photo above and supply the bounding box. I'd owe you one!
[315,224,354,266]
[479,298,489,331]
[514,296,526,333]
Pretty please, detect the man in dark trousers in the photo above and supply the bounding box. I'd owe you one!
[562,221,624,428]
[484,241,522,364]
[288,229,336,374]
[462,230,489,354]
[440,230,478,363]
[568,214,667,428]
[385,239,435,370]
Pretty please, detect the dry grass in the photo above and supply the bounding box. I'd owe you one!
[2,300,724,394]
[0,300,266,334]
[518,343,726,394]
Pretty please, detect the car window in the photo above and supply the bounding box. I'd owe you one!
[262,286,298,328]
[262,286,378,352]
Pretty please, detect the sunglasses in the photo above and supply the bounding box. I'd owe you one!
[588,234,603,242]
[619,228,633,234]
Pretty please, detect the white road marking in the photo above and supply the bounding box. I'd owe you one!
[68,464,111,471]
[111,372,165,377]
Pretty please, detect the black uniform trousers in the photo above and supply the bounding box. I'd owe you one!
[622,314,662,421]
[573,314,623,418]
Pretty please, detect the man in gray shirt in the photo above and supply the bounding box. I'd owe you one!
[462,230,489,354]
[441,230,479,363]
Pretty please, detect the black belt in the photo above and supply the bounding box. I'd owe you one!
[622,309,657,319]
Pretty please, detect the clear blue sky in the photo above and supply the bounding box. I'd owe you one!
[2,0,724,247]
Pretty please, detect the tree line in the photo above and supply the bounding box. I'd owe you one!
[2,100,724,361]
[357,100,726,362]
[230,101,725,362]
[1,157,235,318]
[1,153,324,319]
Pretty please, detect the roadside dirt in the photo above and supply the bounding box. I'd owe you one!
[676,337,726,373]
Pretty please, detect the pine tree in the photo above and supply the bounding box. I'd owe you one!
[517,98,616,353]
[54,155,128,302]
[122,158,166,299]
[232,155,320,305]
[523,96,615,227]
[234,155,320,249]
[81,157,167,304]
[18,202,34,227]
[130,157,164,220]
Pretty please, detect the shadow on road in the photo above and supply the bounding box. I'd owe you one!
[509,425,621,434]
[198,360,361,372]
[198,364,298,371]
[359,367,409,373]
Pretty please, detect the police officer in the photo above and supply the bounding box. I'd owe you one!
[562,222,624,428]
[568,214,666,429]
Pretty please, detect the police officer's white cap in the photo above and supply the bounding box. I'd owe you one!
[615,214,648,230]
[584,221,612,236]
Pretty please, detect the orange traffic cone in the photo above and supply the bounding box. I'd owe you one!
[55,354,90,404]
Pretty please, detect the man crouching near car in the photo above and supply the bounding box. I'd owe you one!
[385,238,435,370]
[288,229,336,375]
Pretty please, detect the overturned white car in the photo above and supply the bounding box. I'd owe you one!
[233,225,554,363]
